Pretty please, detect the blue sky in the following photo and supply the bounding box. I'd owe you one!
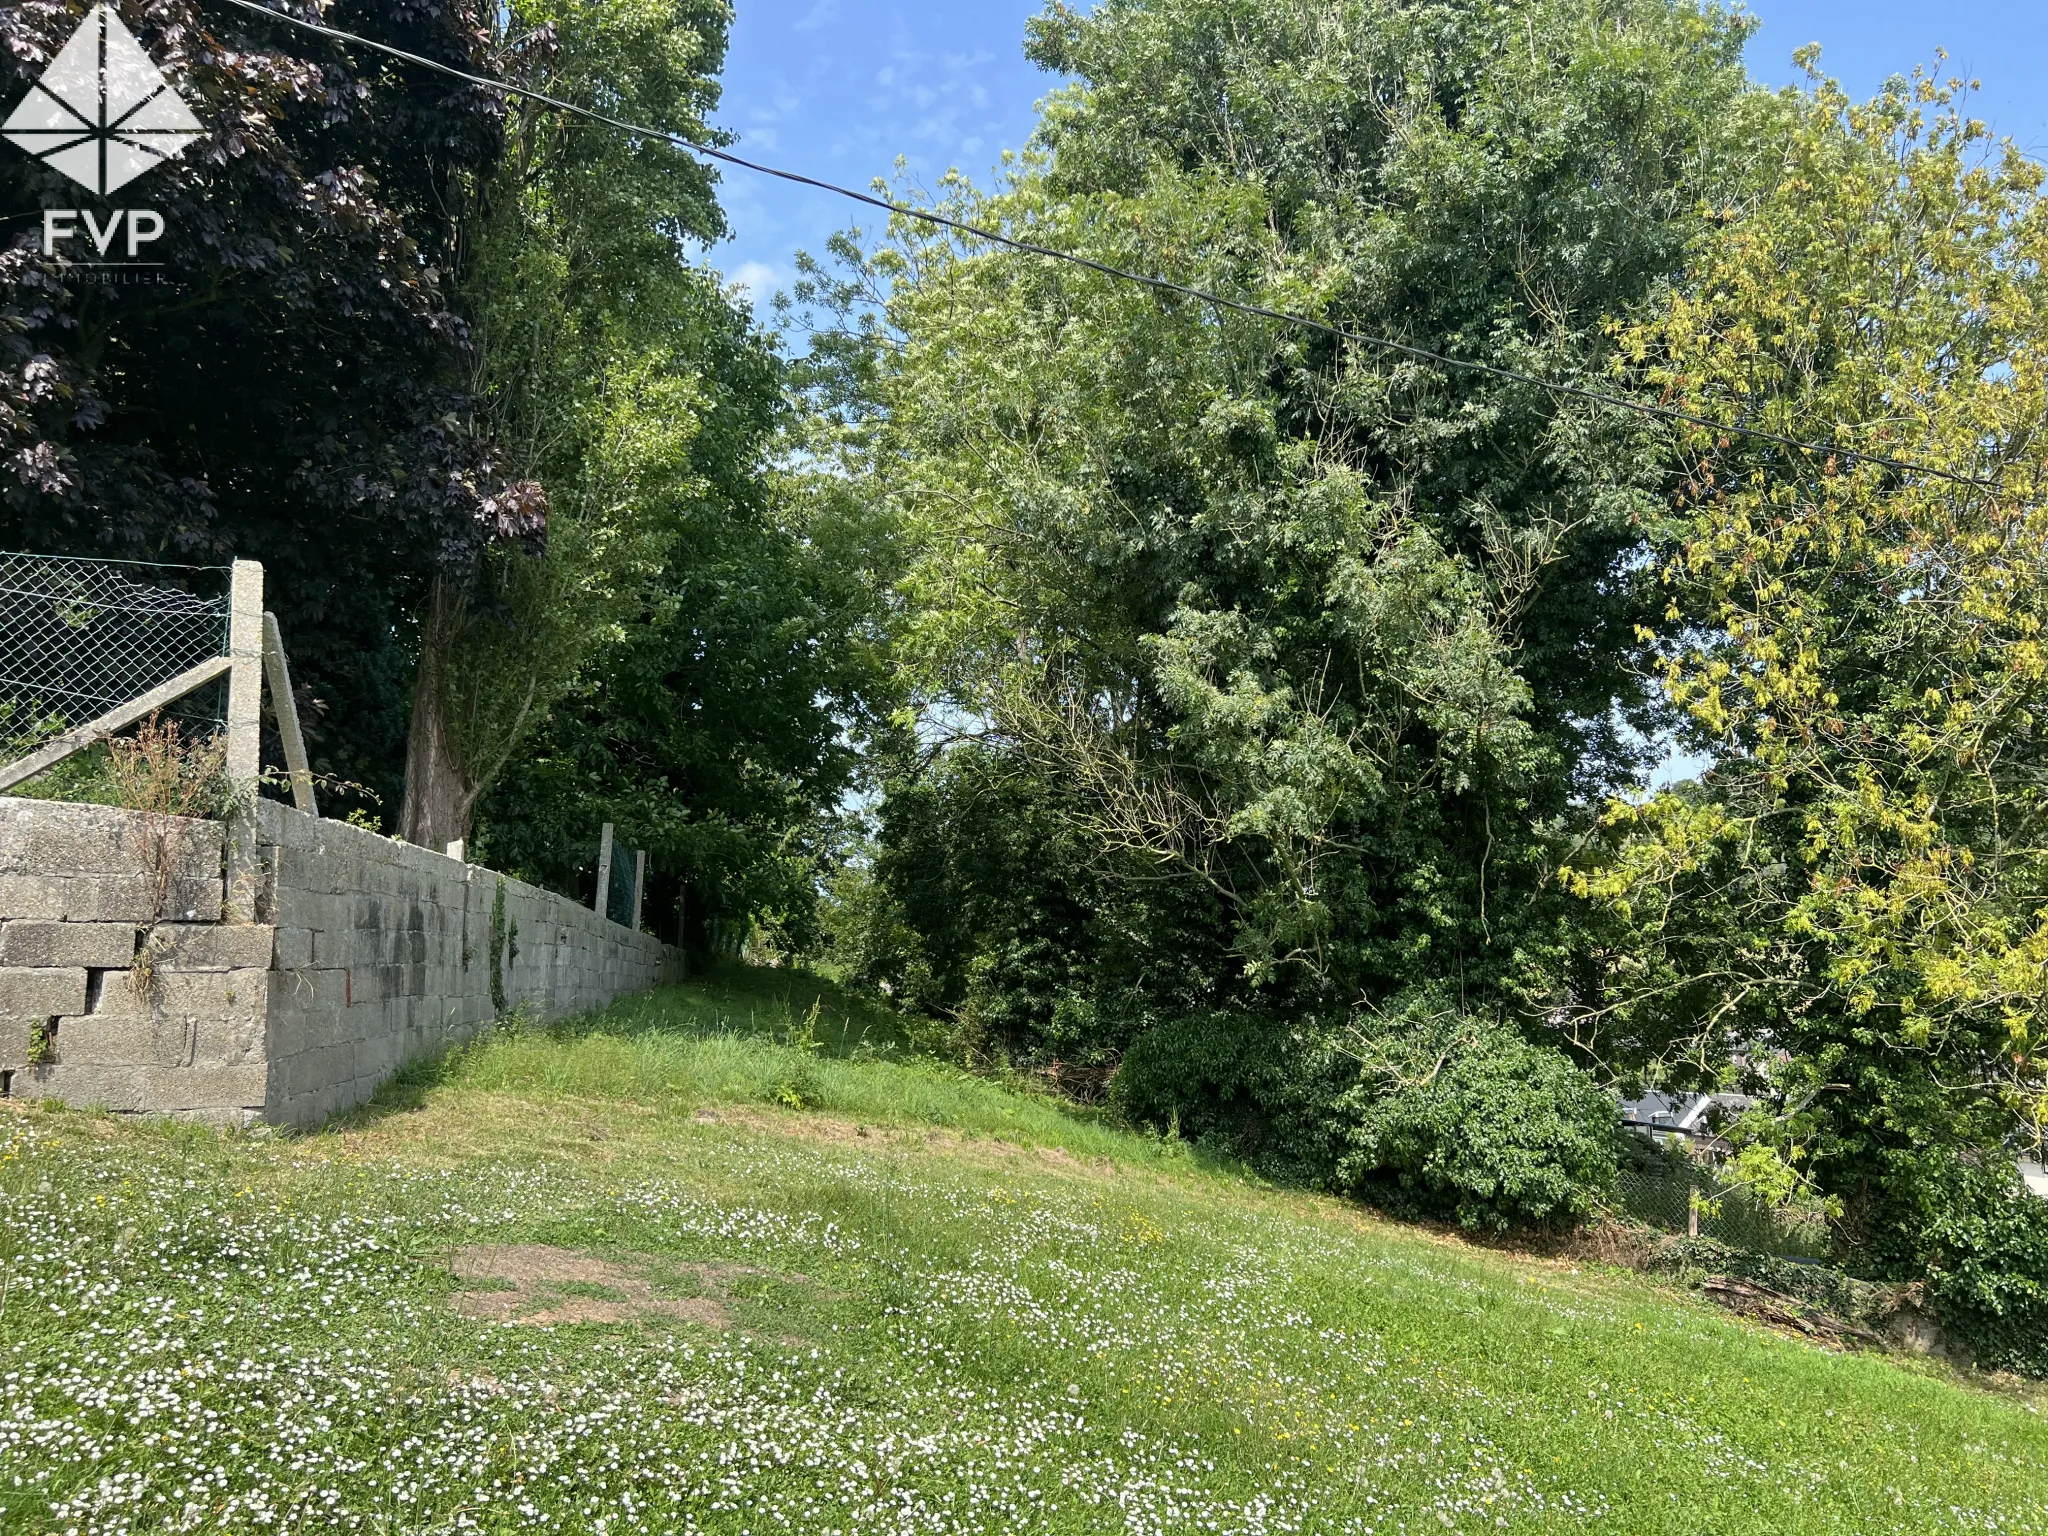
[709,0,2048,307]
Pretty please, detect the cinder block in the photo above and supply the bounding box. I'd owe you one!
[301,1040,353,1089]
[1,804,677,1122]
[147,924,276,972]
[0,873,147,923]
[347,921,392,968]
[269,967,349,1014]
[163,874,224,924]
[90,970,268,1028]
[0,968,87,1017]
[283,1043,353,1102]
[0,920,137,968]
[266,883,343,933]
[51,1013,195,1069]
[156,1105,260,1129]
[0,799,222,881]
[394,843,444,880]
[264,1049,312,1100]
[0,871,224,925]
[164,1064,268,1109]
[256,801,327,852]
[303,1083,352,1125]
[350,891,390,934]
[5,1061,259,1114]
[190,1012,266,1068]
[354,1034,402,1079]
[273,844,346,899]
[11,1063,151,1112]
[0,1014,36,1070]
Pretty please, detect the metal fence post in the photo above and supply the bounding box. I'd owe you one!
[594,823,615,921]
[223,560,266,923]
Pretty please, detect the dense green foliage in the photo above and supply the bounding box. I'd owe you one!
[450,0,895,944]
[0,0,890,949]
[807,1,2048,1353]
[1111,996,1618,1229]
[802,0,2048,1351]
[425,0,897,944]
[1867,1157,2048,1380]
[1560,67,2048,1359]
[1328,1004,1620,1231]
[827,745,1119,1069]
[0,0,533,813]
[394,0,739,847]
[823,0,1759,1222]
[872,0,1756,1006]
[11,0,2048,1372]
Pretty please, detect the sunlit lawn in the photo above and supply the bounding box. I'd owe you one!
[1,966,2042,1534]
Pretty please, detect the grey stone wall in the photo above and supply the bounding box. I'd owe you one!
[0,797,678,1126]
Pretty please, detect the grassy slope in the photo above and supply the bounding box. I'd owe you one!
[0,967,2042,1535]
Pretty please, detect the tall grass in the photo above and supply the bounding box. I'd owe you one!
[393,965,1204,1171]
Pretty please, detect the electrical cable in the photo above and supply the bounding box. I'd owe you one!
[205,0,1997,490]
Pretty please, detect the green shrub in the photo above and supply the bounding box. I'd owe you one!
[1115,1000,1618,1232]
[1112,1008,1344,1181]
[1880,1157,2048,1378]
[1330,1003,1619,1233]
[14,716,240,820]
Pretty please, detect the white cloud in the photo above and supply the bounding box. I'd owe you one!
[729,260,786,307]
[793,0,839,34]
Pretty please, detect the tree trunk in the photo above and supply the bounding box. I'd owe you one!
[400,574,478,848]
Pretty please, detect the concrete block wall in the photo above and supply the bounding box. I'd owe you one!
[0,796,678,1127]
[257,803,677,1126]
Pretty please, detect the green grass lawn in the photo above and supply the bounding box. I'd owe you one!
[1,967,2042,1534]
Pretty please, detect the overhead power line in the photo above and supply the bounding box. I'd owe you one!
[206,0,1993,491]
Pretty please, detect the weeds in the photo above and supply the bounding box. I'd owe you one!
[8,714,246,1003]
[101,718,240,1002]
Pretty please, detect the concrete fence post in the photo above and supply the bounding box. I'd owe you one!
[261,612,318,816]
[224,560,266,923]
[225,561,265,785]
[631,850,646,932]
[594,822,615,921]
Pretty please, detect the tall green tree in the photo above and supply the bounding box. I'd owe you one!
[398,0,732,848]
[451,0,896,945]
[1565,64,2048,1362]
[1,0,537,813]
[842,0,1760,1127]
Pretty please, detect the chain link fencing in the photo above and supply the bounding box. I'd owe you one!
[602,846,639,928]
[0,552,231,758]
[1617,1145,1832,1259]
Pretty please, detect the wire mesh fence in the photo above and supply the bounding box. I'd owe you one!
[1617,1151,1832,1259]
[602,849,631,927]
[0,552,231,758]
